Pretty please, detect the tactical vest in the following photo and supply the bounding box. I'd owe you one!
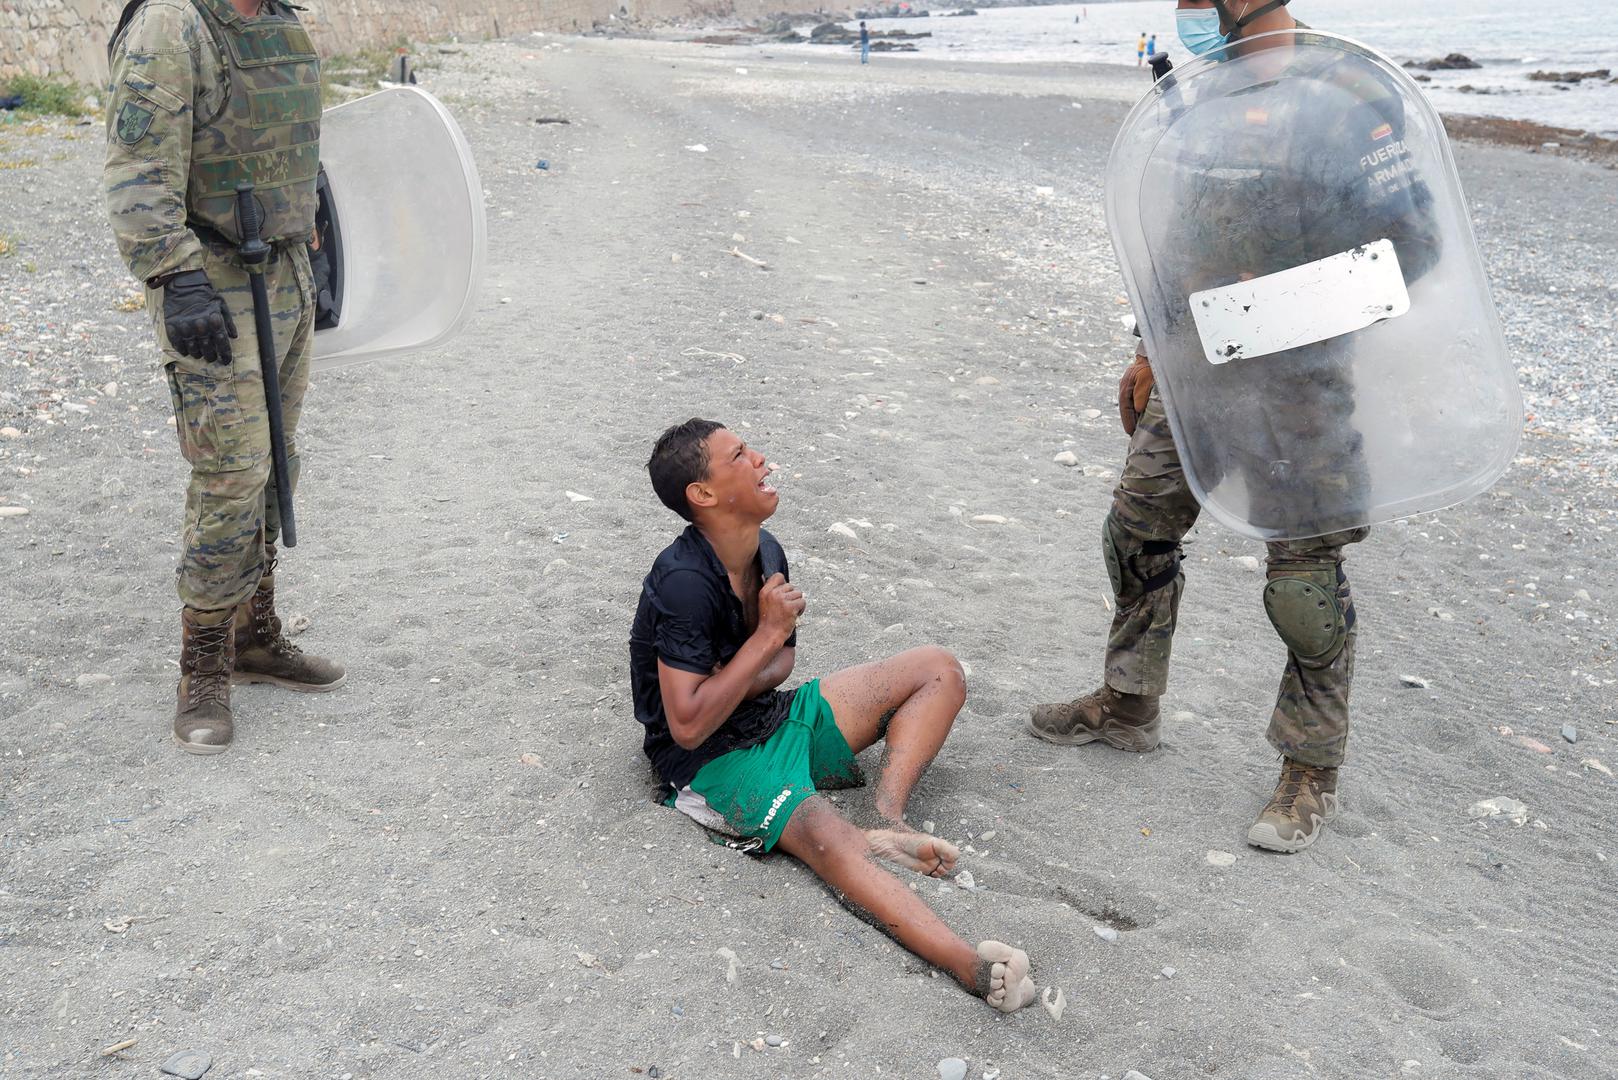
[184,0,321,244]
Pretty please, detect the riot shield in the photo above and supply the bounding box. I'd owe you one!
[1105,30,1521,541]
[312,86,486,370]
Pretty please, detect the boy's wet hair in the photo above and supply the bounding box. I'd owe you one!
[648,418,726,521]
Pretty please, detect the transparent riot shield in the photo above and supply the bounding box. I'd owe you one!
[1105,30,1521,541]
[312,87,486,370]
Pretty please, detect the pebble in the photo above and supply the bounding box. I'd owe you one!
[1083,408,1103,419]
[1399,674,1430,688]
[158,1050,212,1080]
[1161,966,1176,979]
[765,1035,784,1047]
[564,490,594,502]
[1468,797,1529,824]
[769,959,787,970]
[0,507,28,518]
[1093,925,1119,943]
[1206,849,1237,867]
[827,522,859,540]
[670,1005,683,1016]
[0,426,21,438]
[938,1058,968,1080]
[970,514,1008,525]
[1233,555,1262,572]
[1124,1072,1156,1080]
[750,1037,766,1052]
[1562,724,1578,744]
[1040,986,1066,1022]
[954,870,976,890]
[921,820,936,834]
[1053,451,1079,467]
[75,673,113,690]
[685,143,708,152]
[977,830,996,841]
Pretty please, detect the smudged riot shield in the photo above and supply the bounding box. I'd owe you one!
[312,87,486,370]
[1105,30,1521,541]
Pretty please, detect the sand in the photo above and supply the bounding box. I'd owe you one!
[1,35,1615,1080]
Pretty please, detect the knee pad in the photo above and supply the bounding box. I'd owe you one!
[1263,568,1348,664]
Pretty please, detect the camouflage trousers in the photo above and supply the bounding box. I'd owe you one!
[153,241,313,612]
[1103,386,1368,768]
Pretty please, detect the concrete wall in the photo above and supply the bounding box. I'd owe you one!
[1,0,787,87]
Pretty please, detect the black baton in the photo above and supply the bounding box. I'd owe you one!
[234,182,298,549]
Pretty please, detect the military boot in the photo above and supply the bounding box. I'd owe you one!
[1026,685,1160,752]
[175,606,236,755]
[233,544,346,692]
[1247,758,1339,853]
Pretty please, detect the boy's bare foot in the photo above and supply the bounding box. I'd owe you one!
[865,828,960,877]
[974,940,1037,1013]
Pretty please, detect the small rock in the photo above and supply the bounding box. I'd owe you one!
[1233,555,1262,572]
[977,830,996,841]
[769,959,787,970]
[75,673,113,690]
[954,870,975,890]
[285,613,312,635]
[921,820,936,834]
[827,522,859,540]
[1582,758,1613,779]
[1399,674,1430,689]
[765,1035,784,1047]
[648,1068,662,1080]
[1123,1072,1157,1080]
[1040,986,1066,1022]
[1514,735,1554,754]
[970,514,1008,525]
[974,376,999,385]
[938,1058,969,1080]
[1561,724,1578,744]
[716,946,739,983]
[159,1050,212,1080]
[1468,797,1528,825]
[1053,451,1079,467]
[0,506,28,518]
[0,426,21,438]
[1093,925,1119,943]
[102,382,118,398]
[750,1038,766,1052]
[685,144,709,153]
[1206,849,1237,867]
[564,490,594,502]
[519,752,542,766]
[1161,966,1176,979]
[1083,408,1103,419]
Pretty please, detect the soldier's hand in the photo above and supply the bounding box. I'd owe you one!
[1118,354,1155,436]
[162,270,238,365]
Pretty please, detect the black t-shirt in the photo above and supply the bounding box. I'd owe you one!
[629,526,798,791]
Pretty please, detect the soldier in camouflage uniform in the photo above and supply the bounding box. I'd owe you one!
[104,0,344,755]
[1030,0,1440,853]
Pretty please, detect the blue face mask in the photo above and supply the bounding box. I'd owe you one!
[1177,10,1227,56]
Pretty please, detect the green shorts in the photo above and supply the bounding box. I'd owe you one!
[665,679,861,852]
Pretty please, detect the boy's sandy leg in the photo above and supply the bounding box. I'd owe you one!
[976,940,1037,1013]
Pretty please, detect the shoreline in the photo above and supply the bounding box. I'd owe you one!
[591,16,1618,151]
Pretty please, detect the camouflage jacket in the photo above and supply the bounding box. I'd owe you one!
[104,0,320,285]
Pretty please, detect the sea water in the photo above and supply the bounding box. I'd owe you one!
[835,0,1618,136]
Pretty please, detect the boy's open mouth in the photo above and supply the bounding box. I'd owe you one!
[758,463,778,495]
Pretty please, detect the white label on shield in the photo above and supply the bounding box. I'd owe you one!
[1188,239,1410,365]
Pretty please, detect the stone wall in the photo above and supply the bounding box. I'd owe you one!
[1,0,787,87]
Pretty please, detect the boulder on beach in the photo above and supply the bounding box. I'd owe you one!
[1404,53,1481,71]
[1527,68,1611,84]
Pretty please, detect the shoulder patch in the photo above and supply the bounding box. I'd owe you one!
[116,99,156,144]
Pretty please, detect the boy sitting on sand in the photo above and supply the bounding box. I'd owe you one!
[629,418,1037,1012]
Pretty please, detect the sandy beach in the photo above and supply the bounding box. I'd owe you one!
[2,34,1616,1079]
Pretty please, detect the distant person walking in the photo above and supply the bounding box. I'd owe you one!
[1137,32,1147,65]
[1147,33,1157,58]
[860,21,871,64]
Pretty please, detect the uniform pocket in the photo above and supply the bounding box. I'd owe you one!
[165,364,268,474]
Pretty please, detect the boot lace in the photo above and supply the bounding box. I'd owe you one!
[188,621,233,709]
[250,598,303,658]
[1271,761,1314,815]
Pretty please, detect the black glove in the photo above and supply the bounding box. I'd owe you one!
[161,269,237,364]
[308,242,336,324]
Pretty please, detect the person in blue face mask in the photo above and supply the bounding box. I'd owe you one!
[1177,0,1296,59]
